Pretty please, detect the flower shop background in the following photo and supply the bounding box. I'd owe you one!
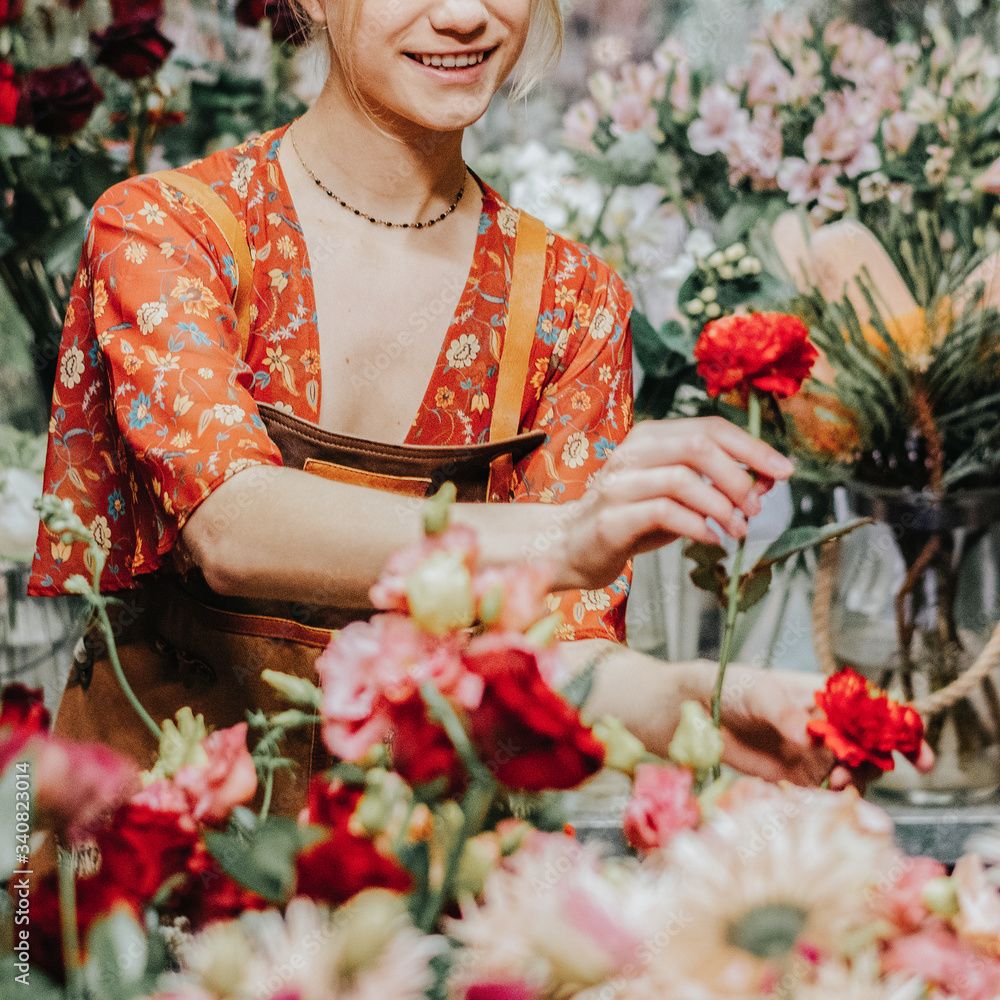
[5,0,1000,736]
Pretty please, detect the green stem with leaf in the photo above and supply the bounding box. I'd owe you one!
[710,392,762,775]
[58,848,84,1000]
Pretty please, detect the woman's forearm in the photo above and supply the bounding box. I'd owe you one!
[180,464,578,605]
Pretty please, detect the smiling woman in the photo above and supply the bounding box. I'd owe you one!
[29,0,861,813]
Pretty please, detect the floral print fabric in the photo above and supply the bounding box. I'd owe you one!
[30,123,634,642]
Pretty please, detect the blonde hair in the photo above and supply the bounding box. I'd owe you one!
[288,0,562,107]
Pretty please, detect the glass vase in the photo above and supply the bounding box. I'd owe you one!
[828,483,1000,805]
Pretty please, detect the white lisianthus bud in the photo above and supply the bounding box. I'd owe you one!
[699,287,717,303]
[406,550,475,635]
[718,264,737,280]
[686,299,705,316]
[592,715,648,775]
[923,876,959,916]
[707,250,727,269]
[455,833,502,899]
[704,302,722,319]
[738,256,762,275]
[724,242,747,262]
[668,700,723,771]
[261,669,322,708]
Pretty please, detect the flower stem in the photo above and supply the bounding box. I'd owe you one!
[97,602,162,742]
[710,392,762,778]
[58,848,84,999]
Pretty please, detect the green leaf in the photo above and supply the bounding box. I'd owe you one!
[758,517,872,567]
[205,816,325,904]
[737,563,773,613]
[684,541,729,602]
[83,910,151,1000]
[0,957,63,997]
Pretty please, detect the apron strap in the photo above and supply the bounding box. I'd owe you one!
[486,210,548,502]
[153,170,255,360]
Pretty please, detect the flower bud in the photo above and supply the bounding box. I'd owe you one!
[718,264,737,281]
[269,709,317,729]
[478,582,504,627]
[455,832,502,899]
[668,701,723,771]
[524,611,562,648]
[725,242,747,262]
[335,889,409,982]
[261,669,322,709]
[149,706,208,780]
[686,299,705,316]
[592,715,647,775]
[707,250,727,269]
[63,574,92,595]
[699,287,717,302]
[354,769,410,837]
[923,876,959,917]
[423,481,457,536]
[406,550,475,635]
[704,302,722,318]
[738,255,762,275]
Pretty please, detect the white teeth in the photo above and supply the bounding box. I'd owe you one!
[414,51,486,68]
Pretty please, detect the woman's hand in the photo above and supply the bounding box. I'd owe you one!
[558,416,796,592]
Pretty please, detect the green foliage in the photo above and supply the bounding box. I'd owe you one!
[83,910,168,1000]
[205,811,325,904]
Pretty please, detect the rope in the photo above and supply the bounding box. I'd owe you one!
[812,538,1000,716]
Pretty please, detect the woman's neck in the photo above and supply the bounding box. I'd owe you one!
[293,75,468,225]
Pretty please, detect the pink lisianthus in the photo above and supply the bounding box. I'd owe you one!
[974,155,1000,194]
[777,158,846,215]
[727,105,783,187]
[31,736,141,842]
[474,563,553,634]
[882,110,919,155]
[610,92,659,138]
[318,613,480,763]
[871,855,946,933]
[623,764,700,852]
[172,722,257,825]
[653,38,690,113]
[563,99,600,153]
[803,91,879,170]
[369,524,478,613]
[883,923,1000,1000]
[687,84,750,157]
[743,49,792,106]
[953,854,1000,956]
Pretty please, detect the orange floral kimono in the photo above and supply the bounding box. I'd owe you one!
[30,123,634,642]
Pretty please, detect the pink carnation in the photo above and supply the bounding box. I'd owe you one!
[884,923,1000,1000]
[872,855,946,933]
[623,763,700,852]
[370,524,478,613]
[474,563,554,634]
[318,613,481,763]
[173,722,257,824]
[32,736,141,842]
[132,778,198,831]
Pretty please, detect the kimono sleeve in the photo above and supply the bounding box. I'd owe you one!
[85,175,281,566]
[512,260,634,643]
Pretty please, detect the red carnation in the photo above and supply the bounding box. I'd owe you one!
[28,60,104,136]
[694,312,818,404]
[109,0,164,21]
[386,689,465,790]
[235,0,308,44]
[295,776,413,907]
[1,683,50,774]
[464,635,606,791]
[91,16,174,81]
[807,667,924,772]
[0,0,24,26]
[0,61,26,127]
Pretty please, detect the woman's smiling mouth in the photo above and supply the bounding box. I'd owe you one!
[404,48,495,70]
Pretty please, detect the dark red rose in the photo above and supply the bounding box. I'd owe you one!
[296,776,413,907]
[0,0,24,27]
[91,17,174,81]
[177,842,270,929]
[28,60,104,136]
[0,61,25,126]
[386,689,464,789]
[109,0,164,21]
[807,667,924,772]
[1,683,50,774]
[464,635,606,791]
[235,0,308,44]
[695,312,818,403]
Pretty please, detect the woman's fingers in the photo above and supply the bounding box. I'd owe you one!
[595,496,719,553]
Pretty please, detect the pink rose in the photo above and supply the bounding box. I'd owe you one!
[623,763,700,851]
[173,722,257,824]
[872,855,946,933]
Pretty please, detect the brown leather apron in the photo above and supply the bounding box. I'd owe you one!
[53,193,550,817]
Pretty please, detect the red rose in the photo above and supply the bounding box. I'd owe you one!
[385,689,464,789]
[109,0,164,21]
[177,842,270,928]
[1,683,50,774]
[235,0,308,44]
[295,776,413,907]
[0,0,24,26]
[806,667,924,772]
[694,312,818,403]
[0,61,25,127]
[28,60,104,136]
[91,17,174,81]
[464,635,606,791]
